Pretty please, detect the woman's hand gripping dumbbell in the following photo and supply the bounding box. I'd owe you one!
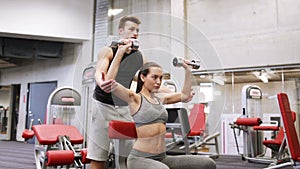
[172,57,200,69]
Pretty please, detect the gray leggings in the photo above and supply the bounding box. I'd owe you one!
[127,150,216,169]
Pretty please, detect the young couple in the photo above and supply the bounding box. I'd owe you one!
[87,15,216,169]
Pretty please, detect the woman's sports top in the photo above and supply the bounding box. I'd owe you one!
[133,94,168,127]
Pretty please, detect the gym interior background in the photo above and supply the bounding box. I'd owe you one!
[0,0,299,156]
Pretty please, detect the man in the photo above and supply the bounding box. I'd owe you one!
[87,16,146,169]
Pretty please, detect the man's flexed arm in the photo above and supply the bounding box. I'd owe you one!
[95,41,133,93]
[106,40,132,80]
[94,46,114,92]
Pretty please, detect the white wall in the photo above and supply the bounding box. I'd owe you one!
[0,0,94,141]
[1,42,93,141]
[104,0,300,90]
[0,0,94,42]
[186,0,300,69]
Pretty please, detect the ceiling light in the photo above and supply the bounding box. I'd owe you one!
[108,9,123,16]
[252,70,269,83]
[258,73,268,83]
[212,75,225,85]
[199,75,206,78]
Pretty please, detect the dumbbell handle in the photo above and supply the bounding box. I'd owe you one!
[173,57,200,69]
[112,39,139,50]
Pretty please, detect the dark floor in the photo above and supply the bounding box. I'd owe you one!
[214,154,293,169]
[0,141,294,169]
[215,155,268,169]
[0,140,35,169]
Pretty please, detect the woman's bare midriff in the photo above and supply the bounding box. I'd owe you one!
[132,123,166,154]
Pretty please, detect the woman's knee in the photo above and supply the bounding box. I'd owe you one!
[202,157,216,169]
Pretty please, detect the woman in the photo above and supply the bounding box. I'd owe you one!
[103,62,216,169]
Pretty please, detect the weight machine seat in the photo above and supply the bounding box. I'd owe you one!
[108,120,137,169]
[252,120,281,153]
[256,111,296,153]
[235,117,262,126]
[32,124,84,145]
[262,127,285,152]
[108,120,137,139]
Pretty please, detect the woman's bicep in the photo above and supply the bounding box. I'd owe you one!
[113,83,138,104]
[161,93,182,104]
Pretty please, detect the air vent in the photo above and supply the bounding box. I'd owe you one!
[1,37,63,59]
[35,40,63,59]
[3,38,35,59]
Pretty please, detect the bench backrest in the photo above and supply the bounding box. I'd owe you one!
[277,93,300,161]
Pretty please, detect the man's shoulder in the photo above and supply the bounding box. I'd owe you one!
[99,46,113,53]
[97,46,113,59]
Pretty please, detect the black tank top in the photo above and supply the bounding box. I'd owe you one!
[93,46,143,106]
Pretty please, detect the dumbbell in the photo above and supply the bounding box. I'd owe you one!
[172,57,200,69]
[107,36,139,50]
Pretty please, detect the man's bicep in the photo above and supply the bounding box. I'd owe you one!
[96,47,113,72]
[96,57,110,73]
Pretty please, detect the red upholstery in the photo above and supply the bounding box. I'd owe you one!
[22,129,35,139]
[32,124,84,145]
[165,133,173,138]
[277,93,300,161]
[108,120,137,139]
[165,104,206,138]
[236,117,262,126]
[262,127,285,151]
[253,125,279,131]
[80,149,91,164]
[46,150,74,166]
[188,104,206,136]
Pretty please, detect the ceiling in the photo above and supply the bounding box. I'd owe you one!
[192,64,300,84]
[0,59,16,69]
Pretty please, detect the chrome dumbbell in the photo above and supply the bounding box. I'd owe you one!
[172,57,200,69]
[106,36,139,50]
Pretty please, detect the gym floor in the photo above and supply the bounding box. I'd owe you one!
[0,141,293,169]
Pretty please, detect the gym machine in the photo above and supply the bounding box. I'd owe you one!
[22,87,90,169]
[230,85,278,164]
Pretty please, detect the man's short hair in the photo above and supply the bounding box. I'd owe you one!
[118,16,141,29]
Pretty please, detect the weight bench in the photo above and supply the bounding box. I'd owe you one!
[254,111,296,162]
[22,124,90,169]
[166,107,220,158]
[230,117,263,159]
[108,120,137,169]
[231,112,295,166]
[265,93,300,169]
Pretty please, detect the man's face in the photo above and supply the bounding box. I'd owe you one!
[119,21,139,39]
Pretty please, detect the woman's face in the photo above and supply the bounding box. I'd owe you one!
[142,67,163,92]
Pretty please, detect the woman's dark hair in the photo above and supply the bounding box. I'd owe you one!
[136,62,162,93]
